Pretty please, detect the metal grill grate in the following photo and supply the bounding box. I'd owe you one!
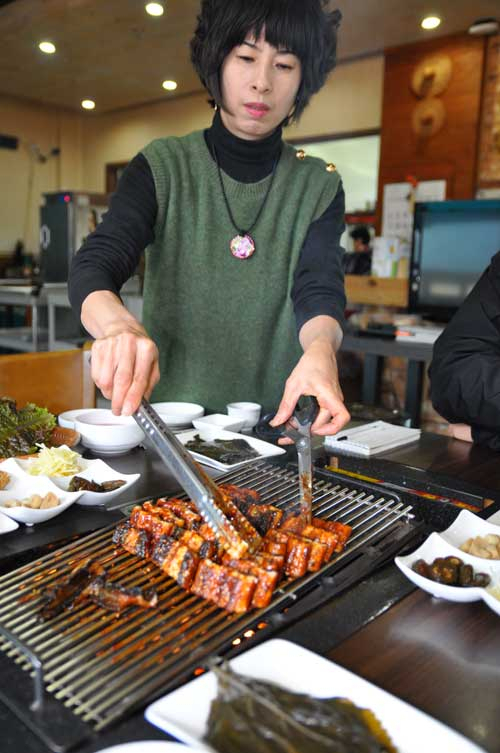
[0,462,416,750]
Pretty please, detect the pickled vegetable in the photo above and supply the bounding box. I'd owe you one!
[204,662,397,753]
[412,556,490,587]
[68,476,125,493]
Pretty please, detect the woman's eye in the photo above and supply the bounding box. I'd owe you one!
[238,55,254,62]
[277,63,293,70]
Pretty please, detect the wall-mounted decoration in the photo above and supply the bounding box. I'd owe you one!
[411,99,446,138]
[410,54,452,140]
[478,35,500,187]
[411,55,453,98]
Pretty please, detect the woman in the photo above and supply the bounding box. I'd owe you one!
[69,0,349,440]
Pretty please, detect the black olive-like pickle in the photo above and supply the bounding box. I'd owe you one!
[412,555,490,587]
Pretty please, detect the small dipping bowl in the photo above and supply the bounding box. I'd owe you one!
[193,413,245,433]
[74,409,145,456]
[226,402,262,430]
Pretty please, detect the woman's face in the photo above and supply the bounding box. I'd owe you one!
[220,29,301,140]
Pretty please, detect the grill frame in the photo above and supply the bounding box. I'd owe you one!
[0,461,423,752]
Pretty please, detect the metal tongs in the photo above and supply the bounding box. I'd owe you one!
[134,398,262,558]
[279,396,319,525]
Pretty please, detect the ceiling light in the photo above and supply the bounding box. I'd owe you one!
[39,41,56,54]
[81,99,96,110]
[421,16,441,30]
[162,80,177,91]
[145,2,164,16]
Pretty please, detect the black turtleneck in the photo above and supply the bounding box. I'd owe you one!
[205,109,281,182]
[69,112,346,333]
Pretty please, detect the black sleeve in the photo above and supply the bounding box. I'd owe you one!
[429,251,500,449]
[68,153,157,317]
[291,184,346,334]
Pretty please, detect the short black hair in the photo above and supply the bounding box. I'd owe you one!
[350,225,371,245]
[190,0,342,124]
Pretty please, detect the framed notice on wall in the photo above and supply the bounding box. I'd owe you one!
[382,180,446,241]
[478,35,500,187]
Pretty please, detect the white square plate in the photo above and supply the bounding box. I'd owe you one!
[145,638,486,753]
[13,455,139,506]
[0,457,83,525]
[94,743,203,753]
[176,427,285,471]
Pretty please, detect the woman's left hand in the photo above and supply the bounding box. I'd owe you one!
[269,339,350,443]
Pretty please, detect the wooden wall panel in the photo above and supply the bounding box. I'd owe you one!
[376,33,486,227]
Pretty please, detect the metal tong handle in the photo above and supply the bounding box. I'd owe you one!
[279,395,319,443]
[133,399,240,539]
[279,396,319,524]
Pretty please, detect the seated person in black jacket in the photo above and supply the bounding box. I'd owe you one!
[430,250,500,449]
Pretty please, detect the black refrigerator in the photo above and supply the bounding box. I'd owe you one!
[39,191,108,282]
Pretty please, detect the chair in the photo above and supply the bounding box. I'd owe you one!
[0,347,95,416]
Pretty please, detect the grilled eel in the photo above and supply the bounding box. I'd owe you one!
[40,558,105,620]
[81,576,158,611]
[112,486,353,614]
[40,557,158,620]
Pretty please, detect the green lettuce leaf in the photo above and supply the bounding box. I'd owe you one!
[0,398,56,456]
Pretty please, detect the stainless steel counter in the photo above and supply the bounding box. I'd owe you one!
[0,285,47,351]
[0,283,143,352]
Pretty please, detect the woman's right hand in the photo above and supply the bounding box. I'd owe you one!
[91,325,160,416]
[81,291,160,416]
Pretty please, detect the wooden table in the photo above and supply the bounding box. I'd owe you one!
[2,431,500,753]
[330,590,500,753]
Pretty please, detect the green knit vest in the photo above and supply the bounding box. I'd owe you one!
[141,131,341,414]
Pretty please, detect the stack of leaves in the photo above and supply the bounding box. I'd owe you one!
[0,398,56,457]
[204,663,397,753]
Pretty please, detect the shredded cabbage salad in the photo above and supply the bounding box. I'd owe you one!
[28,444,82,477]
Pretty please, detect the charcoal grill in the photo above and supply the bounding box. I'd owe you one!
[0,461,423,752]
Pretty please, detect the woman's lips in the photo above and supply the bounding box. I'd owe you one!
[244,103,270,118]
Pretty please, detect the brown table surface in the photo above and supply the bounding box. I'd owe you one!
[329,590,500,753]
[2,429,500,753]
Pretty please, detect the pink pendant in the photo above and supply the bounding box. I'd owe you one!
[230,233,256,260]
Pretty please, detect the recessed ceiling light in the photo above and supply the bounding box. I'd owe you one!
[421,16,441,30]
[39,41,56,54]
[145,2,164,16]
[162,80,178,91]
[81,99,96,110]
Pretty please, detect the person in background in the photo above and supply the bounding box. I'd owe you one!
[68,0,350,441]
[430,250,500,449]
[342,224,372,275]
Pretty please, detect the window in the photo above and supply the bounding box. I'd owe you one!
[290,132,380,214]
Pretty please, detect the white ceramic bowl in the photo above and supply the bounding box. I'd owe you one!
[192,413,245,433]
[151,402,204,428]
[226,401,261,430]
[74,409,145,456]
[58,408,87,429]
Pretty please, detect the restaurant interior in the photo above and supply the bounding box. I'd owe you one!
[1,1,500,752]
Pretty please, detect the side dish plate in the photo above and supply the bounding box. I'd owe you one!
[12,456,139,506]
[175,427,286,471]
[145,638,486,753]
[395,511,500,616]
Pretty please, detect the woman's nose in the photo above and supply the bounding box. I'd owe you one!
[251,63,272,93]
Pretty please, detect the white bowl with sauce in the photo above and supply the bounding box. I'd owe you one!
[74,409,145,455]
